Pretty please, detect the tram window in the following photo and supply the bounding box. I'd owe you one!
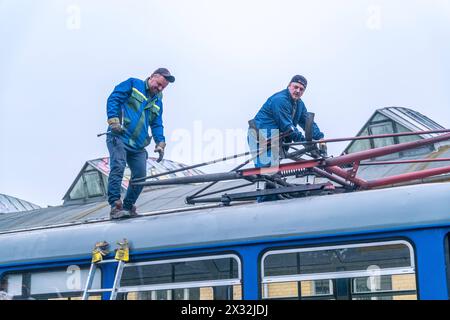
[117,285,243,300]
[0,274,22,299]
[261,241,417,300]
[0,266,101,300]
[262,280,334,300]
[352,274,417,300]
[116,254,242,300]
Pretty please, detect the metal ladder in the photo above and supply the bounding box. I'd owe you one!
[82,259,126,300]
[82,239,130,300]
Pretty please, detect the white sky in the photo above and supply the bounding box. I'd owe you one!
[1,0,450,207]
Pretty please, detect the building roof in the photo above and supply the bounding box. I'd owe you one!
[0,194,40,214]
[343,106,450,184]
[376,107,444,134]
[344,107,447,155]
[62,156,204,205]
[0,180,254,234]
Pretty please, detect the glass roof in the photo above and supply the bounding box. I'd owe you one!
[381,107,444,132]
[344,107,446,156]
[0,194,41,213]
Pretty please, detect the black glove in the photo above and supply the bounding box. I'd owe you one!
[291,129,305,142]
[154,142,166,162]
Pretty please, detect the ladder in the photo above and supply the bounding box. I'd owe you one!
[82,259,126,300]
[82,239,129,300]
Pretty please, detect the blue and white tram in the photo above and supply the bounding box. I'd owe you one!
[0,182,449,300]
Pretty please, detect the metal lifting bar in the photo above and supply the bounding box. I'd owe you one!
[127,117,450,206]
[132,129,450,185]
[133,130,450,205]
[132,130,292,183]
[324,133,450,167]
[282,129,450,147]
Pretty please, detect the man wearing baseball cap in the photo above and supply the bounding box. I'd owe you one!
[247,75,325,201]
[106,68,175,219]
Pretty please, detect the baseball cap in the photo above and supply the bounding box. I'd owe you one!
[153,68,175,83]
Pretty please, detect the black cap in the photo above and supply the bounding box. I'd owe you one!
[153,68,175,83]
[290,75,307,88]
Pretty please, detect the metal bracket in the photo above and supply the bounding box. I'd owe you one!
[348,161,360,178]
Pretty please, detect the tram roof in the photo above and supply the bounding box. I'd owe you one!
[0,182,449,266]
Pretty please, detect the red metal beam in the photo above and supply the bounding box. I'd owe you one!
[325,133,450,167]
[321,129,450,144]
[360,158,450,166]
[324,166,370,188]
[366,166,450,188]
[284,129,450,146]
[311,167,354,188]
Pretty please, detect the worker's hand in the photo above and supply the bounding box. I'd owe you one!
[110,123,124,135]
[291,129,305,142]
[108,118,124,135]
[318,140,327,157]
[154,142,166,162]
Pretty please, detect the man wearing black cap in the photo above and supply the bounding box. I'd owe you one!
[248,75,324,201]
[106,68,175,219]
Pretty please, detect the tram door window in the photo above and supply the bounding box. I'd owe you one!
[261,241,417,300]
[0,266,101,300]
[115,254,242,300]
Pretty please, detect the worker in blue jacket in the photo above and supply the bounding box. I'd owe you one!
[248,75,324,201]
[106,68,175,219]
[248,75,324,166]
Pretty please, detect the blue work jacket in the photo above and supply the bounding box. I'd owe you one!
[106,78,165,150]
[253,89,324,141]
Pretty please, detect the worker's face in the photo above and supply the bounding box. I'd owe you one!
[288,82,306,101]
[148,74,169,95]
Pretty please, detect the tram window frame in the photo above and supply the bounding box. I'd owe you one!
[115,254,242,300]
[260,240,417,300]
[0,265,101,300]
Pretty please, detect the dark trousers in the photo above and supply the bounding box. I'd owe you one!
[106,135,147,210]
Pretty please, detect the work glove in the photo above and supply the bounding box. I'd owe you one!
[107,118,124,135]
[318,141,328,157]
[154,142,166,162]
[110,123,124,135]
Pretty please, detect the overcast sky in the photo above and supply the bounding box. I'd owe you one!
[1,0,449,207]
